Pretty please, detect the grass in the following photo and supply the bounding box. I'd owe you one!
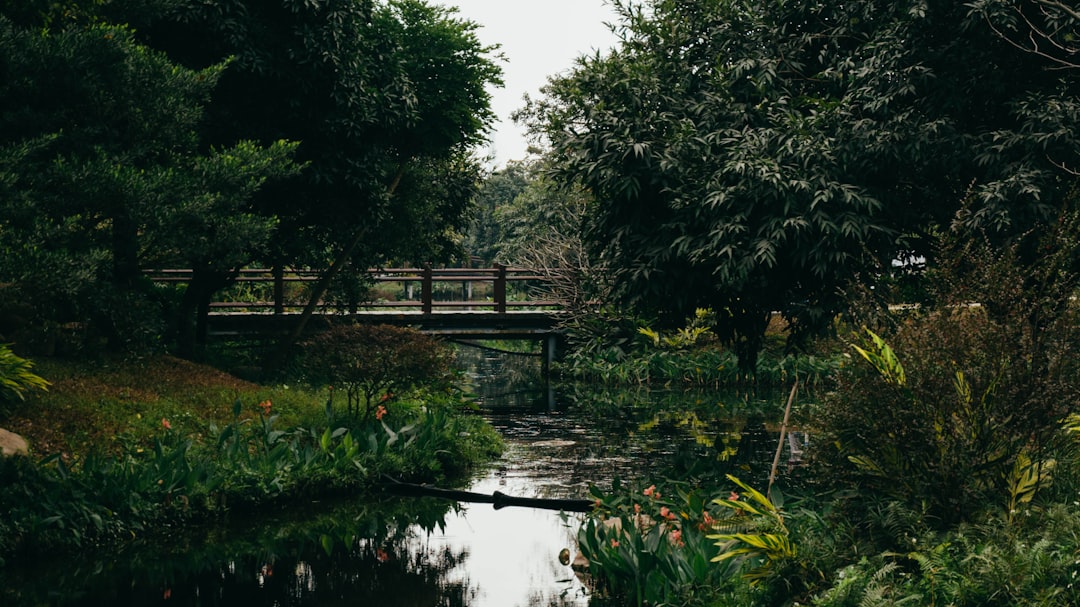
[1,354,324,460]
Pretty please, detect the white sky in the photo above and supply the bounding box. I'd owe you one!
[442,0,621,168]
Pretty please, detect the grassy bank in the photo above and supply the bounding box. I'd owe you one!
[0,354,503,566]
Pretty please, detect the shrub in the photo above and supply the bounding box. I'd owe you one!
[811,206,1080,526]
[296,324,452,419]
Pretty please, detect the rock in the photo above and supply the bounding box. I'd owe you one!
[0,427,29,456]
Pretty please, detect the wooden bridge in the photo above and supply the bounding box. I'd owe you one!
[149,266,566,357]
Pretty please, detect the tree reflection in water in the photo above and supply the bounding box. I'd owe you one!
[1,497,480,607]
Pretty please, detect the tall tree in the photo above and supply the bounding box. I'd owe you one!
[140,0,502,352]
[465,161,533,266]
[524,0,1080,370]
[0,11,297,351]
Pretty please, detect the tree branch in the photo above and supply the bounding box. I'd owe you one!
[1036,0,1080,22]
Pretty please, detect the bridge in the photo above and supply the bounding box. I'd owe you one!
[149,266,566,362]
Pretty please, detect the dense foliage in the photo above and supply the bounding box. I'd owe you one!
[571,199,1080,605]
[140,0,503,353]
[813,202,1080,526]
[0,0,502,357]
[296,324,453,419]
[0,361,500,566]
[525,0,1080,370]
[0,13,299,352]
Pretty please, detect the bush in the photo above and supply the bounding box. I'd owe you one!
[811,207,1080,526]
[296,324,452,419]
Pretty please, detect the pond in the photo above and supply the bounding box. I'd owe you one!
[0,347,794,606]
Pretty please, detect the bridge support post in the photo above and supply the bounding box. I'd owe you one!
[542,334,557,377]
[494,263,507,314]
[422,265,433,315]
[273,266,284,315]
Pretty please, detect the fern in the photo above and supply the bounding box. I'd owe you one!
[858,561,922,607]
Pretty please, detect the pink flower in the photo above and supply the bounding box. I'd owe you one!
[610,539,620,548]
[659,506,677,521]
[671,529,684,547]
[375,405,388,420]
[698,511,715,531]
[729,491,740,501]
[633,503,642,514]
[643,485,659,498]
[161,418,172,430]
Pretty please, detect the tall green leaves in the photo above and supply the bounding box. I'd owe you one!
[0,344,48,403]
[851,328,906,387]
[709,475,796,585]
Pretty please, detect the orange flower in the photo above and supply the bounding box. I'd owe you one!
[659,506,677,521]
[643,485,659,498]
[610,538,620,548]
[161,418,172,430]
[729,491,740,501]
[375,405,388,420]
[258,400,272,415]
[633,503,642,514]
[376,548,390,562]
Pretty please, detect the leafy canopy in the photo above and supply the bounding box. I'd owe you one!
[525,0,1080,370]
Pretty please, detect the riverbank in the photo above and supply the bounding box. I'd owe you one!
[0,354,503,566]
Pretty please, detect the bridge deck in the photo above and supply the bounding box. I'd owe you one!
[206,310,562,340]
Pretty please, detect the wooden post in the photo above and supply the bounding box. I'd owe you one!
[542,334,557,377]
[273,265,285,315]
[768,378,799,497]
[422,265,433,314]
[494,263,507,314]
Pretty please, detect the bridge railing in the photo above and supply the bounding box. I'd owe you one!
[146,266,562,315]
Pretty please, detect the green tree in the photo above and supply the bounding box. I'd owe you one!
[0,13,298,351]
[465,161,532,266]
[140,0,502,353]
[524,0,1080,371]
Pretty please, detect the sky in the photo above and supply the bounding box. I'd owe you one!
[442,0,622,168]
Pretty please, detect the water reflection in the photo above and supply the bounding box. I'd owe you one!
[411,468,590,607]
[0,496,477,606]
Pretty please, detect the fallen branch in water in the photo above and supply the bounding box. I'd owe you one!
[381,478,595,512]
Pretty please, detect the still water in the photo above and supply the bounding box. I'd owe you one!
[1,348,783,606]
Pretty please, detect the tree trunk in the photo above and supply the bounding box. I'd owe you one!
[271,163,407,367]
[174,267,234,359]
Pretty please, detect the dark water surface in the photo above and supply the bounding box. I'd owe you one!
[1,348,785,606]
